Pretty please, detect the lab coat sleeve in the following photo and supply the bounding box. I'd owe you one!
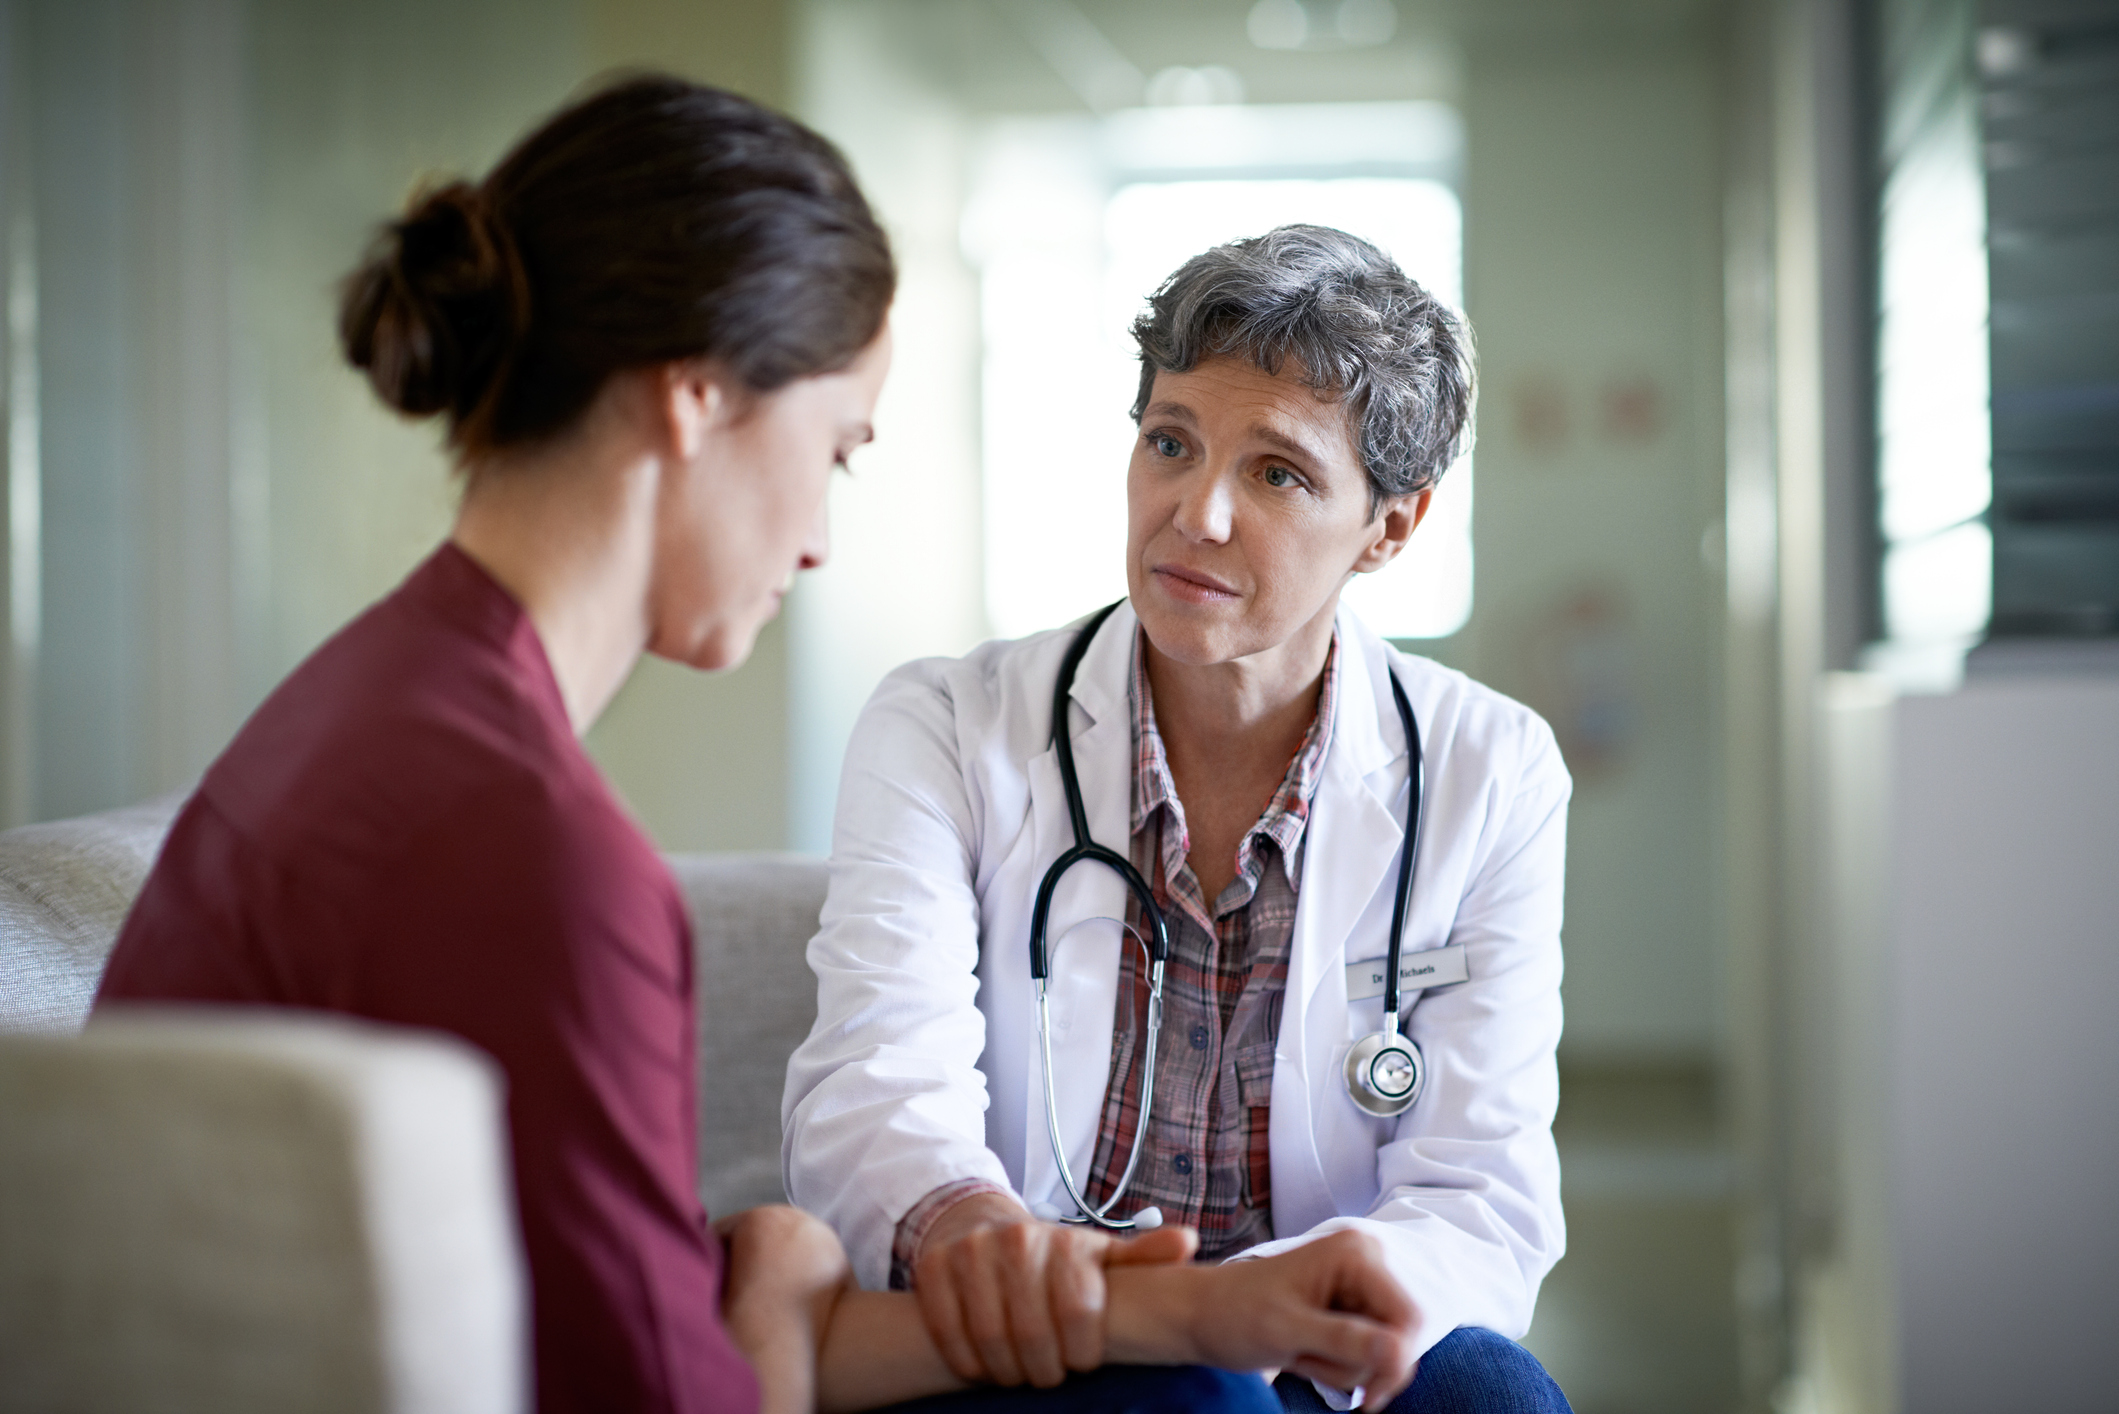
[780,661,1011,1290]
[1238,710,1570,1368]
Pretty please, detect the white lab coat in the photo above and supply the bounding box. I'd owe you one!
[782,601,1570,1364]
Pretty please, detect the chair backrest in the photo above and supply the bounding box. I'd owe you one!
[0,1008,527,1414]
[0,797,179,1033]
[667,852,831,1216]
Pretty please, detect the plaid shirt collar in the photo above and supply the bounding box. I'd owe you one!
[1128,627,1340,896]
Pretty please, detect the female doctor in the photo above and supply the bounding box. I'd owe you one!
[784,226,1572,1413]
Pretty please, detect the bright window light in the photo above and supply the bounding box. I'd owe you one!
[1871,63,1990,671]
[1883,520,1993,643]
[971,107,1470,642]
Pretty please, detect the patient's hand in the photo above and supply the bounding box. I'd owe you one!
[716,1205,853,1414]
[912,1191,1199,1388]
[1104,1230,1421,1412]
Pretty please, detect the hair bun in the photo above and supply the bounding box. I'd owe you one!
[338,180,531,422]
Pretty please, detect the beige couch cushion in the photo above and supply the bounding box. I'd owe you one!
[0,1009,526,1414]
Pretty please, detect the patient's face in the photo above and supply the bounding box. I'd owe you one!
[1126,357,1418,670]
[649,327,891,671]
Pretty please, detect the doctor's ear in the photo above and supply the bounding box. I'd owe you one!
[656,359,738,462]
[1352,488,1433,574]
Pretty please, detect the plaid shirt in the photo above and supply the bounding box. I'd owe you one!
[1083,629,1339,1259]
[888,629,1339,1283]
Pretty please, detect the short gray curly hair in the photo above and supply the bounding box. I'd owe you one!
[1129,224,1474,505]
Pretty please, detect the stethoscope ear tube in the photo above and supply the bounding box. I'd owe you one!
[1379,672,1423,1024]
[1032,603,1169,1229]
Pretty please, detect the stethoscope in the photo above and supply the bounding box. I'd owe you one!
[1029,602,1429,1232]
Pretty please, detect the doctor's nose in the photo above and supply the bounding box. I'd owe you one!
[1171,469,1235,544]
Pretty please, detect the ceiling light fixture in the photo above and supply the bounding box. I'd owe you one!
[1247,0,1398,51]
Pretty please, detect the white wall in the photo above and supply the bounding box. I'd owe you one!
[1886,673,2119,1414]
[787,0,989,855]
[1813,666,2119,1414]
[1462,36,1728,1060]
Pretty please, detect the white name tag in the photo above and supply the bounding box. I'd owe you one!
[1345,945,1469,1001]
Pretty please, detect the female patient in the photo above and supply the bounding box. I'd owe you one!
[95,76,1417,1414]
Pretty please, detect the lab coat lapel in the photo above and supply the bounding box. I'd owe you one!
[1272,611,1408,1235]
[1018,603,1136,1211]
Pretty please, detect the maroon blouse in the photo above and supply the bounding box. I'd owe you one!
[98,544,760,1414]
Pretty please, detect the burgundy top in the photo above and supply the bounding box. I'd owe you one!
[97,544,760,1414]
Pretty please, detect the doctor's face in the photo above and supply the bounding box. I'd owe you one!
[1126,357,1427,669]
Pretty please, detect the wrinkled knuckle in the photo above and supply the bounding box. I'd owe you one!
[944,1241,985,1285]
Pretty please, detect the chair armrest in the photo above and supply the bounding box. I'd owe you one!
[0,1006,527,1414]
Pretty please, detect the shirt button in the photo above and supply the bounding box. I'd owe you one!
[1189,1024,1210,1050]
[1172,1153,1194,1175]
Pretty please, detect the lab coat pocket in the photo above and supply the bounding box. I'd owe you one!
[1234,1041,1277,1210]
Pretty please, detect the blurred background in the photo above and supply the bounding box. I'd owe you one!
[0,1,2111,1411]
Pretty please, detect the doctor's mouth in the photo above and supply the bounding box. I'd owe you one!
[1151,563,1243,604]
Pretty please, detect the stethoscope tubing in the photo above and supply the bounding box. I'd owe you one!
[1031,601,1426,1228]
[1032,602,1169,1230]
[1381,671,1424,1030]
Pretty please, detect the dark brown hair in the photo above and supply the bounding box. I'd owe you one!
[339,75,895,457]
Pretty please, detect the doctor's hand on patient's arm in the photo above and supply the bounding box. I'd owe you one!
[723,1205,1416,1414]
[911,1191,1199,1389]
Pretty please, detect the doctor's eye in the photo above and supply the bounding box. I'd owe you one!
[1262,464,1299,488]
[1148,432,1184,459]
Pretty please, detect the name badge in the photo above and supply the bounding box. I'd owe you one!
[1345,944,1469,1002]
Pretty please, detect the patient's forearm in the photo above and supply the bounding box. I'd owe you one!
[1104,1264,1206,1365]
[815,1290,967,1412]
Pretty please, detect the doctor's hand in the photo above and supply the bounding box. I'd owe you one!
[911,1192,1198,1389]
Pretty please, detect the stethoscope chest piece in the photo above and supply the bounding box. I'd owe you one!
[1344,1026,1425,1117]
[1340,667,1431,1121]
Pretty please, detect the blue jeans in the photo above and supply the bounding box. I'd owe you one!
[879,1365,1281,1413]
[1275,1329,1570,1414]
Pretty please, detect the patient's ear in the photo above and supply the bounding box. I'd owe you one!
[1353,488,1433,573]
[658,360,733,463]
